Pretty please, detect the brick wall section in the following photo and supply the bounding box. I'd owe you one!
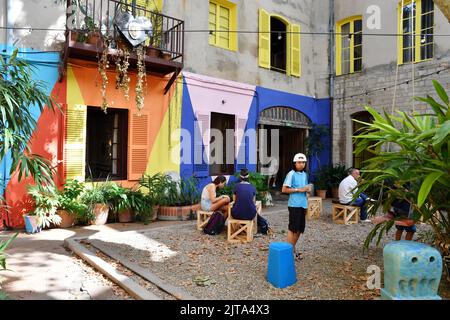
[332,55,450,166]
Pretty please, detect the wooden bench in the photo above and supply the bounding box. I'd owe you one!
[197,210,213,231]
[331,199,360,225]
[307,196,322,220]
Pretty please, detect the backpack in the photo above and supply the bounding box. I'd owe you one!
[203,211,225,235]
[257,214,271,235]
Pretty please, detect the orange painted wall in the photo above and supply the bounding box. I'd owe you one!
[1,79,66,228]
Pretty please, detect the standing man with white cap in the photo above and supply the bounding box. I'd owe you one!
[282,153,311,261]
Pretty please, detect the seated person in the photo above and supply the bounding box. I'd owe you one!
[200,176,231,219]
[390,198,416,241]
[231,169,262,220]
[338,168,371,223]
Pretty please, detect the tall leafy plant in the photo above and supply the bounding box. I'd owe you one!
[353,81,450,251]
[0,49,59,188]
[0,233,18,271]
[305,124,329,169]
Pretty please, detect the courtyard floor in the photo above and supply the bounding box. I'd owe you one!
[1,199,449,300]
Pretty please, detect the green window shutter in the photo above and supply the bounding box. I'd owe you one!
[259,8,271,69]
[65,104,87,182]
[290,24,301,77]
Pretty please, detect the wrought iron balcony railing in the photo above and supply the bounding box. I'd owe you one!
[61,0,184,92]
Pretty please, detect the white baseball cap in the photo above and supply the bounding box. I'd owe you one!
[293,153,307,162]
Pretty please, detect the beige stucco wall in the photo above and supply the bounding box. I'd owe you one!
[0,0,66,51]
[165,0,331,98]
[334,0,450,69]
[333,0,450,167]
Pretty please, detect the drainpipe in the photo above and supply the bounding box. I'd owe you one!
[6,0,14,53]
[328,0,335,166]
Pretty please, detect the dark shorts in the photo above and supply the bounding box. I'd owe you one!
[395,224,417,233]
[288,207,306,233]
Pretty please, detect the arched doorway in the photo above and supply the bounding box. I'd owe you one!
[258,107,312,189]
[352,111,375,168]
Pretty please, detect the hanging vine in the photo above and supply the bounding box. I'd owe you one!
[115,47,131,100]
[98,37,110,113]
[135,44,146,115]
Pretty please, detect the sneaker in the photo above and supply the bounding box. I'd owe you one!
[294,252,303,261]
[361,219,372,223]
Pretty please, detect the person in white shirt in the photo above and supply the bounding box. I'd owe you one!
[338,168,371,222]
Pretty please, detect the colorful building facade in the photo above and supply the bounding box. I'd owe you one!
[1,0,332,229]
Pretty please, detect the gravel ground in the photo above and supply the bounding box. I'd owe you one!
[84,201,450,300]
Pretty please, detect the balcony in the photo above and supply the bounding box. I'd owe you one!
[61,0,184,93]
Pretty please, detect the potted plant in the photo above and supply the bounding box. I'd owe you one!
[26,184,62,233]
[129,190,153,225]
[80,181,111,225]
[230,171,272,207]
[139,173,168,220]
[328,164,348,199]
[57,179,87,228]
[354,80,450,283]
[313,167,330,199]
[156,175,201,221]
[105,184,134,223]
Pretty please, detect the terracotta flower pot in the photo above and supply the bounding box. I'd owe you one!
[161,52,172,60]
[158,203,201,221]
[57,210,75,228]
[23,215,41,234]
[87,33,100,45]
[90,203,109,225]
[152,205,160,221]
[118,209,134,223]
[331,187,339,200]
[316,189,327,200]
[147,46,161,58]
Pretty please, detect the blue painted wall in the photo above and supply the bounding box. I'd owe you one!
[179,77,331,189]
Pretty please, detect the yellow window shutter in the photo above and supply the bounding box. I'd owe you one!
[128,110,151,181]
[65,104,87,182]
[290,24,301,77]
[209,2,217,45]
[218,5,230,48]
[259,8,271,69]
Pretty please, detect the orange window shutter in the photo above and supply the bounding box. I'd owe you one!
[128,110,150,181]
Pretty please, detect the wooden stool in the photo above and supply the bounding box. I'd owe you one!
[227,218,256,243]
[197,210,213,231]
[307,197,322,220]
[228,201,260,235]
[332,200,360,225]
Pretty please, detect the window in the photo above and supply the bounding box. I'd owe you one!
[398,0,434,64]
[352,111,375,169]
[86,107,128,180]
[271,17,287,73]
[336,16,362,76]
[209,112,235,176]
[209,0,237,51]
[258,9,301,77]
